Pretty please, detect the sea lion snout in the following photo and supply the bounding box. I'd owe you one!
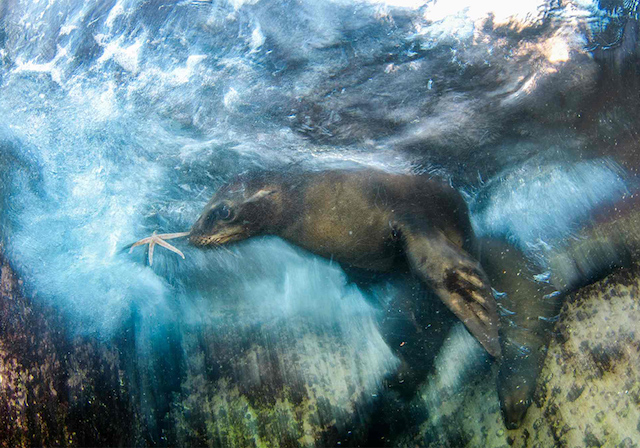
[188,201,237,245]
[189,224,250,246]
[500,394,531,430]
[497,363,534,429]
[189,213,247,247]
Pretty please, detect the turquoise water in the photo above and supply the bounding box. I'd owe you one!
[0,0,637,445]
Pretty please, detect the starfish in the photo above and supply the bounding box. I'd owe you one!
[128,231,190,266]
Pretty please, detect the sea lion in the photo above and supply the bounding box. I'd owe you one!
[479,239,563,429]
[479,193,640,429]
[131,168,501,357]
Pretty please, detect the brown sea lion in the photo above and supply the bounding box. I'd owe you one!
[480,193,640,429]
[479,239,562,429]
[130,168,501,357]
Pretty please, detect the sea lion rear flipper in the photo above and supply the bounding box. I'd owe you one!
[402,227,501,358]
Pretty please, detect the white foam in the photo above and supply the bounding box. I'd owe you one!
[59,24,78,36]
[223,87,240,110]
[105,0,126,29]
[166,55,208,85]
[12,44,69,84]
[96,34,144,74]
[250,25,265,53]
[473,159,629,250]
[424,0,546,26]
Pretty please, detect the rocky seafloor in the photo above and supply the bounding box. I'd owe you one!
[412,266,640,448]
[1,248,638,447]
[0,249,143,447]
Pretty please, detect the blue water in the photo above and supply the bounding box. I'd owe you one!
[0,0,637,443]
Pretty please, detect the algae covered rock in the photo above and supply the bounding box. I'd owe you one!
[412,266,640,447]
[0,252,142,447]
[170,313,399,447]
[513,267,640,447]
[2,240,639,447]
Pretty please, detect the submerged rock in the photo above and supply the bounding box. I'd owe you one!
[2,240,639,447]
[516,266,640,447]
[0,249,142,447]
[411,265,640,447]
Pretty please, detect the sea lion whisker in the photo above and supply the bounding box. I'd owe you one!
[212,242,239,258]
[156,231,191,240]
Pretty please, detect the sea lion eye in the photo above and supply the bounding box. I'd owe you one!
[203,204,234,227]
[214,204,233,221]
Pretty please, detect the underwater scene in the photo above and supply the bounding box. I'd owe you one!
[0,0,639,446]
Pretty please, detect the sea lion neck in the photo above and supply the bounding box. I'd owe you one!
[258,173,306,235]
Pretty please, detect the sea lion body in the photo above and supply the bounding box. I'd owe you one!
[189,168,500,357]
[280,171,402,271]
[283,171,471,271]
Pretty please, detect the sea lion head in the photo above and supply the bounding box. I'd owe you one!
[497,362,535,430]
[189,176,282,247]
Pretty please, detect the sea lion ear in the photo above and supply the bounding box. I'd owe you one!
[244,188,278,203]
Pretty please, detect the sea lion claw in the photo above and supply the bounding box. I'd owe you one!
[128,231,190,266]
[403,228,501,358]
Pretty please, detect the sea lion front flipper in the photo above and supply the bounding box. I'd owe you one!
[402,227,501,358]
